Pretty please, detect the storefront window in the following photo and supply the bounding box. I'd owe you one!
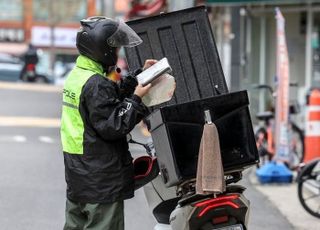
[33,0,87,23]
[0,0,23,21]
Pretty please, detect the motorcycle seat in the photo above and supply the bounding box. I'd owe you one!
[153,197,180,224]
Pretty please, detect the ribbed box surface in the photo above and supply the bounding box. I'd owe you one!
[124,6,228,109]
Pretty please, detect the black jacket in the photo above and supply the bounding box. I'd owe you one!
[64,73,148,204]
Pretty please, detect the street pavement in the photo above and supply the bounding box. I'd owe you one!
[240,170,295,230]
[248,169,320,230]
[0,82,156,230]
[0,81,317,229]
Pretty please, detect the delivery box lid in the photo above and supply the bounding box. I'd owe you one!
[124,6,228,108]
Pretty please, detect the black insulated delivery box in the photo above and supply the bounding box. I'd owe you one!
[125,6,259,187]
[125,6,228,107]
[146,91,258,187]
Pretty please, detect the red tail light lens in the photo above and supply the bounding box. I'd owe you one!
[195,194,240,218]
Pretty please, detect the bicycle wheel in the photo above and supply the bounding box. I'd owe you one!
[289,122,305,165]
[297,159,320,218]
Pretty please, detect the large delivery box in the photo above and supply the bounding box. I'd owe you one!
[125,6,259,187]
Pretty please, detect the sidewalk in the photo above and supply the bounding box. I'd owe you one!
[249,168,320,230]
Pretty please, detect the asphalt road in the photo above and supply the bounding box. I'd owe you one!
[0,82,293,230]
[0,82,156,230]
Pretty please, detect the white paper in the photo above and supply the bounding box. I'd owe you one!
[142,73,176,107]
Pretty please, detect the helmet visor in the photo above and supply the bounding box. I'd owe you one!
[107,19,142,48]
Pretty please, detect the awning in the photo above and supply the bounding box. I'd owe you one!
[206,0,311,5]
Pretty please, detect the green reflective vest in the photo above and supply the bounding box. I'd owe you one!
[60,55,104,154]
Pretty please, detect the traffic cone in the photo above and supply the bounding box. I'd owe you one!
[304,88,320,163]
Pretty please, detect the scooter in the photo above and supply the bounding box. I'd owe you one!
[21,63,49,83]
[131,138,250,230]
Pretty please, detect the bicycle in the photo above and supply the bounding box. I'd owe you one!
[253,83,304,169]
[297,158,320,218]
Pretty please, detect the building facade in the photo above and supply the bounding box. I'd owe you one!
[0,0,98,78]
[0,0,98,52]
[205,0,320,123]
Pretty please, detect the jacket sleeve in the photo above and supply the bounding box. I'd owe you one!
[82,75,149,141]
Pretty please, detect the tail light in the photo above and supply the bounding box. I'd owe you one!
[195,194,240,218]
[212,215,228,224]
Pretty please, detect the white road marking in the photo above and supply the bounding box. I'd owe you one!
[0,135,58,144]
[0,116,60,128]
[0,135,27,143]
[14,135,27,142]
[38,136,55,144]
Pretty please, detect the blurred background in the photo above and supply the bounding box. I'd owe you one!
[0,0,320,230]
[1,0,320,120]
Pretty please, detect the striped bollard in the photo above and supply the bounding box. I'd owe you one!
[304,88,320,163]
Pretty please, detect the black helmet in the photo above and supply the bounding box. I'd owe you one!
[76,16,142,68]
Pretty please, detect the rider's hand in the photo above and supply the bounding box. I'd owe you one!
[134,84,152,98]
[143,59,157,70]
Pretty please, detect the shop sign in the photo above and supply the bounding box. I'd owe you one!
[0,28,24,42]
[31,26,78,48]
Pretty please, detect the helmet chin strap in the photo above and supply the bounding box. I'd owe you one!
[105,48,121,74]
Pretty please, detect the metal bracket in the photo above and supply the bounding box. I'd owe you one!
[204,110,212,124]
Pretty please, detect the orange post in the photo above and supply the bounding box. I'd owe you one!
[23,0,33,42]
[87,0,96,17]
[304,89,320,163]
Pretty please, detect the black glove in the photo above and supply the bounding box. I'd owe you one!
[119,69,142,99]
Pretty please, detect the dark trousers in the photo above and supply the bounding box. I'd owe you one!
[64,199,124,230]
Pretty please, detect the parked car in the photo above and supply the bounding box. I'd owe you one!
[0,53,23,82]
